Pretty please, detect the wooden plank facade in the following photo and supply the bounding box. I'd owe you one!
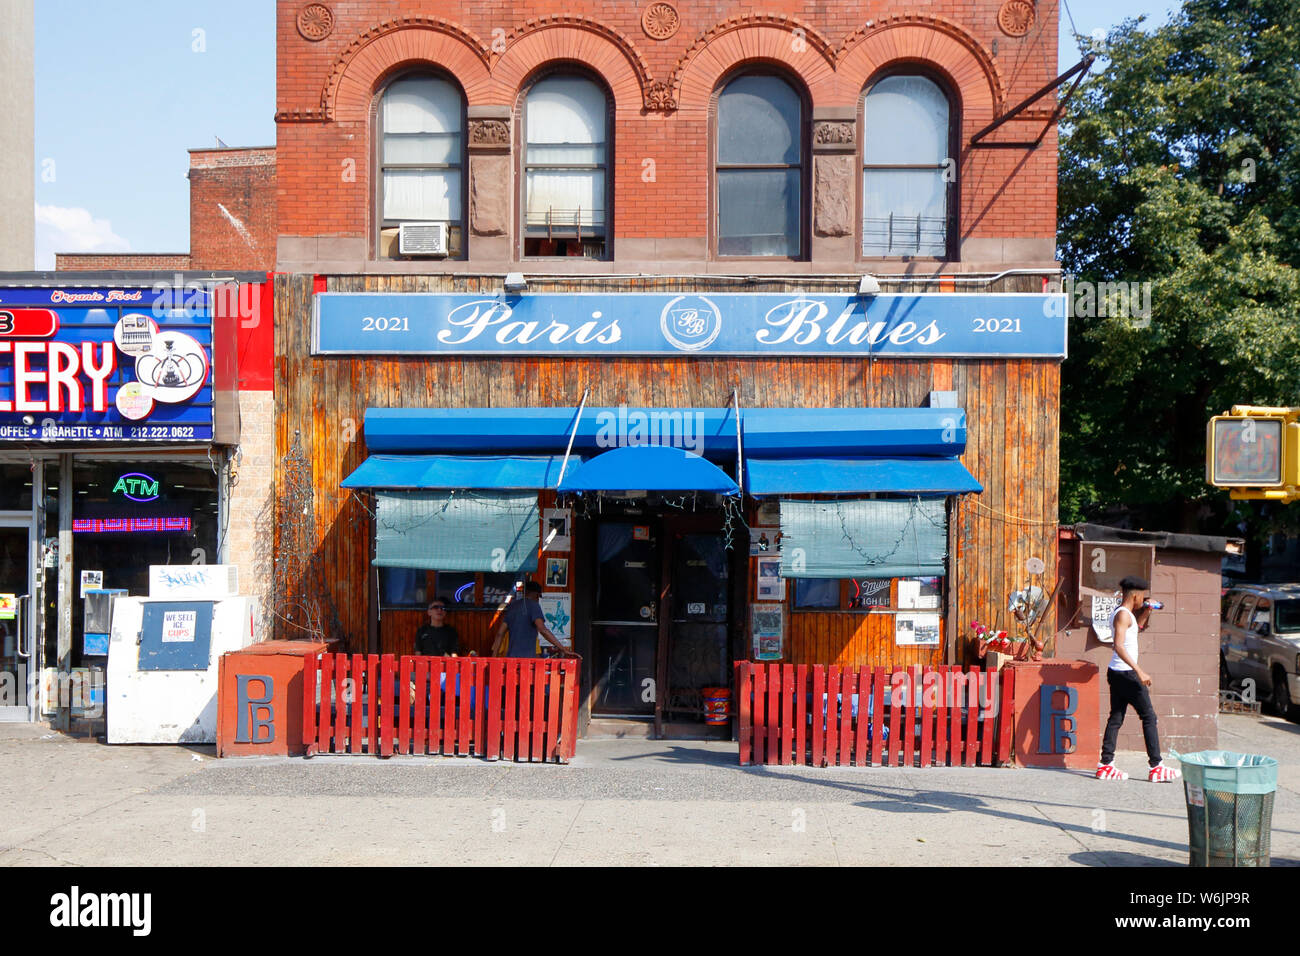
[273,272,1060,686]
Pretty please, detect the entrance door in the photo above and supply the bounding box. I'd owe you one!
[0,519,36,721]
[591,521,660,715]
[659,528,731,732]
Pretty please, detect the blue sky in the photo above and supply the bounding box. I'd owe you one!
[32,0,1182,268]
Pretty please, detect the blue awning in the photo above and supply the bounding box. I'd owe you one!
[361,407,965,457]
[341,455,579,490]
[745,457,982,496]
[559,445,739,494]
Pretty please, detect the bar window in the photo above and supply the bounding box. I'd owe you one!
[791,577,946,612]
[435,571,477,606]
[379,567,427,609]
[482,572,523,609]
[377,75,465,257]
[716,74,804,257]
[862,75,952,257]
[523,75,609,258]
[794,578,840,610]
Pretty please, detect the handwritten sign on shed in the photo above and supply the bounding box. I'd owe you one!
[1077,541,1154,598]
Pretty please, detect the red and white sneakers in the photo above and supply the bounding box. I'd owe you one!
[1096,763,1129,781]
[1148,762,1182,783]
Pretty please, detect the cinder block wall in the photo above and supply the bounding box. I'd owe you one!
[1057,549,1221,754]
[222,390,276,641]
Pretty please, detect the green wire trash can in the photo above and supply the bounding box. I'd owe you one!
[1172,750,1278,867]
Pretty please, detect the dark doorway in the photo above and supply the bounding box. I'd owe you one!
[659,526,731,731]
[591,521,659,715]
[586,511,735,737]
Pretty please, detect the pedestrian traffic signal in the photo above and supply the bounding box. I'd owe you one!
[1206,406,1300,503]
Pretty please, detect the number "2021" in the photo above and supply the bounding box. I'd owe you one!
[360,316,410,332]
[971,317,1022,333]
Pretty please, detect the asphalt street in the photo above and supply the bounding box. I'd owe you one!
[0,713,1296,866]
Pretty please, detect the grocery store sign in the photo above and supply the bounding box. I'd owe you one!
[313,292,1069,358]
[0,289,214,442]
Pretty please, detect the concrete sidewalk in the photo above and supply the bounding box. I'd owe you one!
[0,713,1296,866]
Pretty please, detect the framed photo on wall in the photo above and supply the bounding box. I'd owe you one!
[543,508,571,551]
[756,557,784,600]
[749,527,781,556]
[545,557,569,589]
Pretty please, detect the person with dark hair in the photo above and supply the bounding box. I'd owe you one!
[414,599,460,656]
[1096,575,1181,783]
[492,580,572,657]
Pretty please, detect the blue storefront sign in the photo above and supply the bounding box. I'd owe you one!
[0,288,214,442]
[313,292,1068,358]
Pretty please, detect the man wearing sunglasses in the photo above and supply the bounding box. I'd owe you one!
[415,600,461,657]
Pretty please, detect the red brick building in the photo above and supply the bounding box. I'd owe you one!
[272,0,1076,742]
[275,1,1060,272]
[56,147,277,273]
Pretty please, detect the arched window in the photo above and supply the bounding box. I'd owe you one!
[862,75,953,258]
[377,75,465,257]
[715,74,804,258]
[522,75,609,258]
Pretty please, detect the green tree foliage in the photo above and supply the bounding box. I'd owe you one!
[1059,0,1300,540]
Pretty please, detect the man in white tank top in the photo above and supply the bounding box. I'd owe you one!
[1096,575,1181,783]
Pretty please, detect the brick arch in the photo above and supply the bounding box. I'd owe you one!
[490,18,650,113]
[837,15,1005,116]
[673,15,838,111]
[323,18,492,122]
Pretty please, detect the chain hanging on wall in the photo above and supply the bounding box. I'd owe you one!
[835,496,941,569]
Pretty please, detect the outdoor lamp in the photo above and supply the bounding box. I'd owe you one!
[503,272,528,293]
[857,274,881,297]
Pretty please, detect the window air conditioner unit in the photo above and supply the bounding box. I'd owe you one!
[398,222,448,256]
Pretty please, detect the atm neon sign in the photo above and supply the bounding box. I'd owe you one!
[114,473,160,502]
[0,341,116,413]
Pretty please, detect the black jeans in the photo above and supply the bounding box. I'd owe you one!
[1101,668,1163,768]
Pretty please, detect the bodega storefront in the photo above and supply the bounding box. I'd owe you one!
[277,276,1068,740]
[0,278,242,725]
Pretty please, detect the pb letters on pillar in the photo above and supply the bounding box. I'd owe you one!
[235,674,275,744]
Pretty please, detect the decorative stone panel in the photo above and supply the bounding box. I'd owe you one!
[641,3,680,41]
[998,1,1036,38]
[813,155,854,238]
[296,4,335,41]
[470,155,510,237]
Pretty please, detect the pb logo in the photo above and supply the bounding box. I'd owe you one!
[235,674,275,744]
[1038,684,1077,754]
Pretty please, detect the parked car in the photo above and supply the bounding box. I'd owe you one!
[1220,584,1300,719]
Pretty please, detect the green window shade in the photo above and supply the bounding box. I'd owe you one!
[374,491,539,572]
[779,498,947,579]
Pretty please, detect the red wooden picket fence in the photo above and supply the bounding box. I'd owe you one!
[736,662,1015,768]
[302,653,580,762]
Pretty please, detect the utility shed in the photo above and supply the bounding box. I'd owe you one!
[1055,524,1245,753]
